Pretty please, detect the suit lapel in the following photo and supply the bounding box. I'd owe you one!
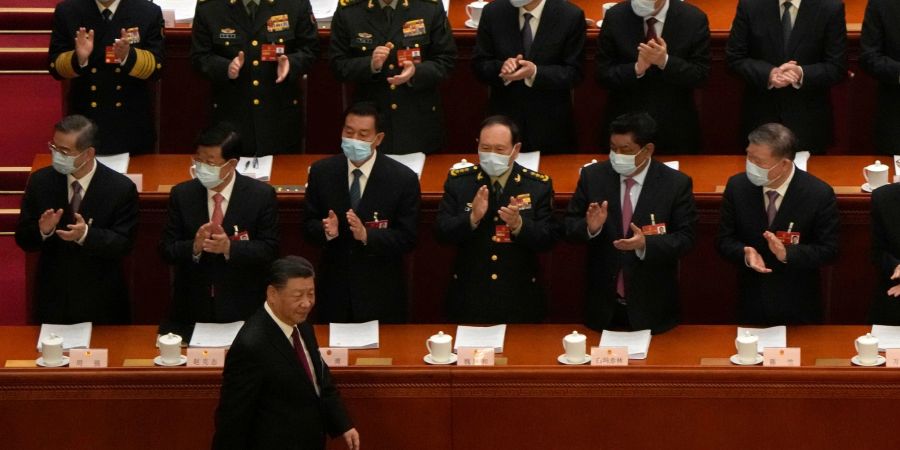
[770,167,804,231]
[529,0,557,58]
[631,161,659,226]
[222,173,245,232]
[261,312,313,386]
[659,0,681,42]
[766,0,787,59]
[786,0,817,57]
[355,153,382,218]
[503,2,526,56]
[603,164,624,240]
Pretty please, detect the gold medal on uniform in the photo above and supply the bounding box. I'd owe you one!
[493,224,512,243]
[267,14,290,32]
[641,213,667,235]
[509,193,532,210]
[125,27,141,44]
[402,18,426,37]
[261,44,285,61]
[396,48,422,65]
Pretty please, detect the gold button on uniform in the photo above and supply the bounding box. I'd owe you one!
[90,85,97,91]
[90,102,97,108]
[453,274,458,280]
[116,85,122,91]
[252,60,259,66]
[390,84,396,90]
[491,255,498,261]
[278,38,284,43]
[225,41,230,46]
[91,68,97,73]
[292,99,298,105]
[251,40,259,46]
[253,99,260,105]
[253,80,259,86]
[114,68,121,73]
[388,64,395,70]
[391,103,397,110]
[115,102,122,107]
[491,274,498,281]
[362,46,367,51]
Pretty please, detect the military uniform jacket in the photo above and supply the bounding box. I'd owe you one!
[435,163,557,323]
[48,0,164,155]
[191,0,319,155]
[329,0,457,154]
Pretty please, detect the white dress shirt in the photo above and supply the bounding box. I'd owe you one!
[264,302,320,396]
[779,0,801,27]
[763,162,796,213]
[347,150,378,198]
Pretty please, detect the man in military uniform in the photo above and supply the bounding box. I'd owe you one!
[191,0,319,156]
[329,0,457,154]
[435,115,557,323]
[48,0,164,155]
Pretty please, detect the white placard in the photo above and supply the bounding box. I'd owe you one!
[69,348,108,368]
[454,324,506,352]
[319,347,349,367]
[187,348,226,367]
[598,329,651,359]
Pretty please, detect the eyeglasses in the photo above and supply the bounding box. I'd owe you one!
[191,157,228,167]
[48,142,83,157]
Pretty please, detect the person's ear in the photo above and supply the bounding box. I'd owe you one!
[372,132,385,149]
[509,143,521,164]
[644,143,655,159]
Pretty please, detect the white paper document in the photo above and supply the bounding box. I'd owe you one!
[454,324,507,352]
[310,0,337,20]
[154,0,197,23]
[386,152,426,179]
[737,326,787,353]
[871,325,900,351]
[189,321,245,348]
[516,151,541,172]
[329,320,380,348]
[794,151,810,172]
[96,153,130,174]
[599,329,652,359]
[663,160,680,171]
[236,155,274,181]
[37,322,92,351]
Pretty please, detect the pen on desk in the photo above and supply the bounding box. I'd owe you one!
[253,156,258,169]
[244,160,251,171]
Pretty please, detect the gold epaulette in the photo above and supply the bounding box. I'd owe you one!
[449,165,479,177]
[520,167,549,182]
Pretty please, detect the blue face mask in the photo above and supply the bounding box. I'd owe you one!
[194,161,226,189]
[341,137,374,163]
[509,0,530,7]
[51,150,86,175]
[478,151,512,177]
[745,159,772,187]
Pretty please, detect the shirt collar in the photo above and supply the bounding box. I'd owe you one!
[348,150,378,178]
[651,0,670,24]
[207,169,237,202]
[381,0,398,9]
[68,158,98,192]
[765,161,796,198]
[520,0,547,21]
[490,164,515,188]
[264,301,295,341]
[780,0,801,8]
[620,158,651,185]
[95,0,121,15]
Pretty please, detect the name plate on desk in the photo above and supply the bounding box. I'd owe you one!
[591,347,628,366]
[763,348,801,367]
[319,348,349,367]
[69,349,108,368]
[187,348,225,367]
[886,349,900,367]
[457,347,495,366]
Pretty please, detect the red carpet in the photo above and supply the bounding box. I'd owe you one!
[0,75,60,166]
[0,237,27,325]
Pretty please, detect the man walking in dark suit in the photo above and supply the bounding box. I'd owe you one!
[726,0,847,154]
[716,123,839,325]
[870,182,900,324]
[48,0,164,155]
[597,0,710,154]
[472,0,585,154]
[303,103,420,323]
[565,113,697,334]
[860,0,900,155]
[191,0,319,155]
[159,123,279,335]
[329,0,457,154]
[435,116,557,323]
[213,256,359,450]
[16,115,138,324]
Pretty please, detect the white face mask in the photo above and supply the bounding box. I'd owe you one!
[52,150,87,175]
[509,0,530,7]
[478,151,512,177]
[631,0,658,18]
[195,161,226,189]
[745,159,775,187]
[609,147,645,175]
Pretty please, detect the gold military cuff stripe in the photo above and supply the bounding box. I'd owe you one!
[128,48,157,80]
[53,50,77,79]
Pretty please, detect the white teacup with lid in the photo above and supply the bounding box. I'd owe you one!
[426,331,453,363]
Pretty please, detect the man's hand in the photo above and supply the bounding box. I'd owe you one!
[228,51,245,80]
[744,246,772,274]
[888,265,900,297]
[763,231,787,263]
[769,67,790,88]
[39,208,64,235]
[113,28,130,63]
[586,201,608,235]
[613,223,646,251]
[342,428,360,450]
[202,226,231,256]
[275,54,289,83]
[498,197,522,231]
[75,27,94,66]
[500,54,522,75]
[779,60,802,85]
[638,37,668,68]
[500,56,536,82]
[346,209,367,243]
[387,60,415,85]
[56,212,87,242]
[371,42,393,72]
[193,222,214,255]
[469,185,489,226]
[323,209,339,239]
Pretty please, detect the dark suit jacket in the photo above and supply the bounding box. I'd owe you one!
[159,174,279,331]
[472,0,585,154]
[435,163,557,323]
[565,159,697,333]
[212,309,353,450]
[715,167,839,325]
[15,163,138,324]
[596,0,710,154]
[860,0,900,154]
[870,183,900,324]
[303,153,420,323]
[726,0,847,154]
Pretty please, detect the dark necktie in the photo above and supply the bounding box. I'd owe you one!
[291,327,317,389]
[782,2,793,53]
[616,177,636,299]
[645,17,658,42]
[247,0,258,20]
[493,180,503,206]
[384,5,394,27]
[101,8,112,22]
[349,168,362,210]
[70,181,83,218]
[522,13,534,56]
[766,190,780,227]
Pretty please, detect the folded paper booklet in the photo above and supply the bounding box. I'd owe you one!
[599,329,651,359]
[36,322,92,351]
[871,324,900,351]
[454,324,506,353]
[96,153,129,174]
[329,320,379,349]
[189,322,245,348]
[737,325,787,353]
[385,153,426,179]
[516,151,541,172]
[236,155,274,181]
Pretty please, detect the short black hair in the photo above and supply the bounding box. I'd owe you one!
[344,102,383,133]
[748,123,798,160]
[196,122,242,160]
[609,112,657,148]
[479,115,521,145]
[268,256,316,290]
[54,115,97,151]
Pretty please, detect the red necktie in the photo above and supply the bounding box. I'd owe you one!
[211,193,224,226]
[646,17,658,42]
[291,327,316,385]
[617,177,636,298]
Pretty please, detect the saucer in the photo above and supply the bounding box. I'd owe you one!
[730,354,763,366]
[465,19,479,29]
[851,355,885,367]
[36,356,69,367]
[424,353,457,365]
[862,183,873,193]
[595,19,603,28]
[154,355,187,367]
[557,354,591,365]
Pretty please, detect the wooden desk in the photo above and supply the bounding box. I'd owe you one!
[2,324,900,450]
